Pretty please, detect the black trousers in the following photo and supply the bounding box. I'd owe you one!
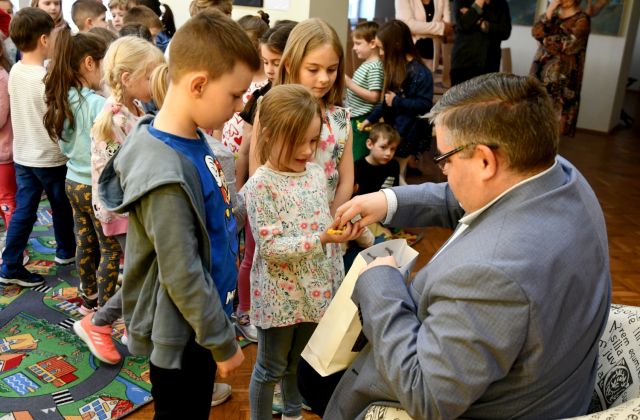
[150,335,216,419]
[297,358,344,417]
[451,66,488,86]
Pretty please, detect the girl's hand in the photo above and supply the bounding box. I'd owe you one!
[384,92,396,107]
[320,221,362,245]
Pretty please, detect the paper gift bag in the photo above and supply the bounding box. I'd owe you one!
[302,239,419,377]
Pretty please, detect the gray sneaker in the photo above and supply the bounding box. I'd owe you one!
[211,382,232,407]
[233,312,258,343]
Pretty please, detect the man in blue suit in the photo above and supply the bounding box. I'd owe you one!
[324,73,611,419]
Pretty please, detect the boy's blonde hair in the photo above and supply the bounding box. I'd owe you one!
[256,84,322,168]
[369,123,400,146]
[168,9,259,84]
[92,36,165,142]
[149,63,169,108]
[189,0,232,17]
[275,18,345,106]
[123,5,162,31]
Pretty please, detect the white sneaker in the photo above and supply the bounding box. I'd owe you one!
[211,382,232,407]
[55,256,75,265]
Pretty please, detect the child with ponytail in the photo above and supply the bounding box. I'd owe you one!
[43,28,120,317]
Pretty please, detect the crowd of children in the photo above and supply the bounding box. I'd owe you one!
[0,1,433,418]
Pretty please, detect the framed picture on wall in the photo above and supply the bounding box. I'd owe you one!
[233,0,264,6]
[506,0,538,26]
[589,0,625,36]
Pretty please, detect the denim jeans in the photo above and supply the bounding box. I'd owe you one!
[1,163,75,268]
[249,322,316,420]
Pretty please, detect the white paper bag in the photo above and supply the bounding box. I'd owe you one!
[302,239,419,377]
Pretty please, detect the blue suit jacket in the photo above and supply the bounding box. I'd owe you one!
[324,157,611,419]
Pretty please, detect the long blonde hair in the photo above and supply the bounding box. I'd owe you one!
[275,18,345,106]
[91,36,164,142]
[149,63,169,108]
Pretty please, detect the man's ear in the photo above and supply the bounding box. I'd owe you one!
[475,144,499,181]
[189,72,208,98]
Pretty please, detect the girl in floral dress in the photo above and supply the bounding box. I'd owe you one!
[243,84,361,420]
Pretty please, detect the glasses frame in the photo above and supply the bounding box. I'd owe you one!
[433,144,468,170]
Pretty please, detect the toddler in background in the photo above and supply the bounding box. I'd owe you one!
[43,28,121,313]
[73,35,164,366]
[0,8,75,288]
[345,21,384,161]
[244,83,360,420]
[354,123,401,196]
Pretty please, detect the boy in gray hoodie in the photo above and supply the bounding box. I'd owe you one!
[98,10,259,418]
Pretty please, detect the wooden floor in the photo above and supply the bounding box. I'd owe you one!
[128,92,640,419]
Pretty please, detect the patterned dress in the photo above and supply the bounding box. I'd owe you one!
[221,79,269,158]
[91,97,142,236]
[244,163,344,329]
[315,105,350,206]
[531,10,590,137]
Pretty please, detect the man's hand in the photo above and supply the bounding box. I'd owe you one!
[360,255,398,275]
[335,191,388,230]
[216,346,244,378]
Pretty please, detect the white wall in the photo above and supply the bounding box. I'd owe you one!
[503,2,640,133]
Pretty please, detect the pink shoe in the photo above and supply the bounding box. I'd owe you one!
[73,313,121,364]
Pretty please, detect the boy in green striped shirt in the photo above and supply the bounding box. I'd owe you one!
[345,21,384,161]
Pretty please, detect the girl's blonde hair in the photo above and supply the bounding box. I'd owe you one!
[149,63,169,108]
[275,18,345,106]
[91,36,164,142]
[256,84,322,168]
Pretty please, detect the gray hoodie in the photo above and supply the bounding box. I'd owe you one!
[99,116,238,369]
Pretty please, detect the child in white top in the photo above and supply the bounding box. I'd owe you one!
[243,84,360,420]
[0,8,75,288]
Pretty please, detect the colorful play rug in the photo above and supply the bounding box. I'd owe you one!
[0,201,151,420]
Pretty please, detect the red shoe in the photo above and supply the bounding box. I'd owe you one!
[73,313,121,364]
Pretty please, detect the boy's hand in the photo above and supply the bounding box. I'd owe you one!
[216,346,244,378]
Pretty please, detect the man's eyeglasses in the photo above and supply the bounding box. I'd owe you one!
[433,144,468,170]
[433,143,499,171]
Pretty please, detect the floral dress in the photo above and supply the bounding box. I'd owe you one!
[244,163,344,329]
[531,10,590,137]
[221,78,269,158]
[90,97,142,236]
[315,105,350,206]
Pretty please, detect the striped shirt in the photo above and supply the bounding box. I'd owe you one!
[346,59,384,118]
[8,61,67,167]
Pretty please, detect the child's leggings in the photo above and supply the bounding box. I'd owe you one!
[0,162,16,228]
[237,217,255,314]
[65,179,121,307]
